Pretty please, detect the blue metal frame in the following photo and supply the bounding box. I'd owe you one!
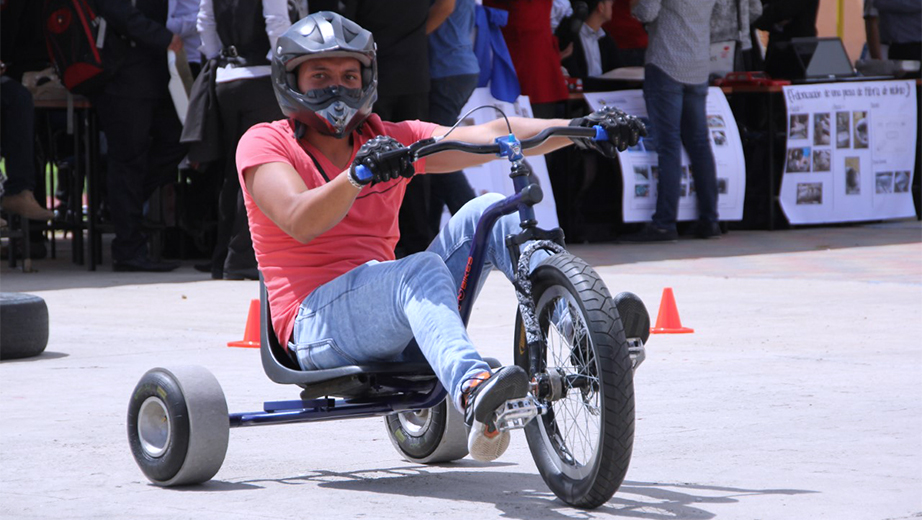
[229,380,447,428]
[457,135,532,325]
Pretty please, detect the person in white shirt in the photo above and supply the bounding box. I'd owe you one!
[167,0,204,75]
[196,0,298,280]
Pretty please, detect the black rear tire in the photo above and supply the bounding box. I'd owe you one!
[0,292,49,360]
[127,366,229,486]
[514,254,635,508]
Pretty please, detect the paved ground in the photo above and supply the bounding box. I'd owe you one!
[2,219,921,519]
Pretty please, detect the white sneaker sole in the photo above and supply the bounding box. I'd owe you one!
[467,420,510,462]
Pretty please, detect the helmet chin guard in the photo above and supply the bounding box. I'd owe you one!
[271,12,377,138]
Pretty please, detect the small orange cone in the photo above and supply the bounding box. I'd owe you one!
[650,288,694,334]
[227,299,261,348]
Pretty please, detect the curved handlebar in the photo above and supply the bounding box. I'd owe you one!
[353,125,609,181]
[414,125,607,160]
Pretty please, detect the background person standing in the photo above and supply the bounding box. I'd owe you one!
[91,0,187,271]
[625,0,721,242]
[197,0,295,280]
[424,0,480,237]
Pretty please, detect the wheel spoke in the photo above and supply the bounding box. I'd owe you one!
[537,294,601,468]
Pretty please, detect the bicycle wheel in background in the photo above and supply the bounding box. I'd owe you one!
[513,253,635,509]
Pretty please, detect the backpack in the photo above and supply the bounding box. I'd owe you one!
[43,0,128,95]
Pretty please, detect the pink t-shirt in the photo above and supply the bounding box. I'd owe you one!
[236,115,438,346]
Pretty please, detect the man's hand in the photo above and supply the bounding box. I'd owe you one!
[569,106,646,157]
[168,34,183,53]
[349,136,415,186]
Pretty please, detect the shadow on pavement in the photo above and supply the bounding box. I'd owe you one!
[232,465,816,519]
[0,351,70,363]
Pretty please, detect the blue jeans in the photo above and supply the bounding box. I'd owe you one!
[290,193,533,412]
[643,64,718,230]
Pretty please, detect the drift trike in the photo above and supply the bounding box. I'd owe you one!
[127,121,650,509]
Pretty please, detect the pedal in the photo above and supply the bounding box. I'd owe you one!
[494,395,547,432]
[628,337,646,372]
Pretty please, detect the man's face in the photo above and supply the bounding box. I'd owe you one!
[296,57,362,93]
[599,0,614,22]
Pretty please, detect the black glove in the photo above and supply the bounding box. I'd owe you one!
[348,135,415,186]
[569,106,647,157]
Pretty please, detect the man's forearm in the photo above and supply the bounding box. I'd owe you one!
[427,0,456,34]
[245,162,361,244]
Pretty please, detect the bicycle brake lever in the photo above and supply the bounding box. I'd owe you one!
[407,137,437,161]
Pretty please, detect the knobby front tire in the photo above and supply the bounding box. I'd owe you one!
[514,254,635,508]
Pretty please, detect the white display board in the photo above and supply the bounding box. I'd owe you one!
[583,88,746,223]
[779,80,917,224]
[439,87,559,229]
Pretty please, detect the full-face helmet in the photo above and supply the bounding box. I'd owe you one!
[271,12,377,138]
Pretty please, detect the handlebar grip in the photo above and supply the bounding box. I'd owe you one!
[593,125,609,142]
[354,164,373,183]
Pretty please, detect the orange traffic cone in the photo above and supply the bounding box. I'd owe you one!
[650,288,694,334]
[227,299,261,348]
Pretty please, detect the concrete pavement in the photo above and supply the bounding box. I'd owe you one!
[2,219,920,519]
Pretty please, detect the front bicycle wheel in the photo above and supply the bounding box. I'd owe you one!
[514,254,634,509]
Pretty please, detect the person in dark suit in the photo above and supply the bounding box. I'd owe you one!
[91,0,186,271]
[558,0,623,80]
[753,0,819,47]
[196,0,295,280]
[341,0,434,258]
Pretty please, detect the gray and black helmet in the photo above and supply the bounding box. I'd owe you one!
[272,11,377,138]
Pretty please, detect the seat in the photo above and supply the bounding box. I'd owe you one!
[258,278,439,400]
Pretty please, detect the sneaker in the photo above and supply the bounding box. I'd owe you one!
[0,190,54,221]
[462,365,530,462]
[618,223,678,243]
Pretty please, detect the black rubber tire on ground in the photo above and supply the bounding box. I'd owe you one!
[0,292,49,360]
[127,366,229,486]
[513,254,635,509]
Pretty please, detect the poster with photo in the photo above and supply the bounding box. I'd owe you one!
[443,88,559,229]
[583,88,745,222]
[779,80,917,224]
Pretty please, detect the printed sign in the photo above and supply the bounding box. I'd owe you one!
[583,88,746,223]
[779,80,917,224]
